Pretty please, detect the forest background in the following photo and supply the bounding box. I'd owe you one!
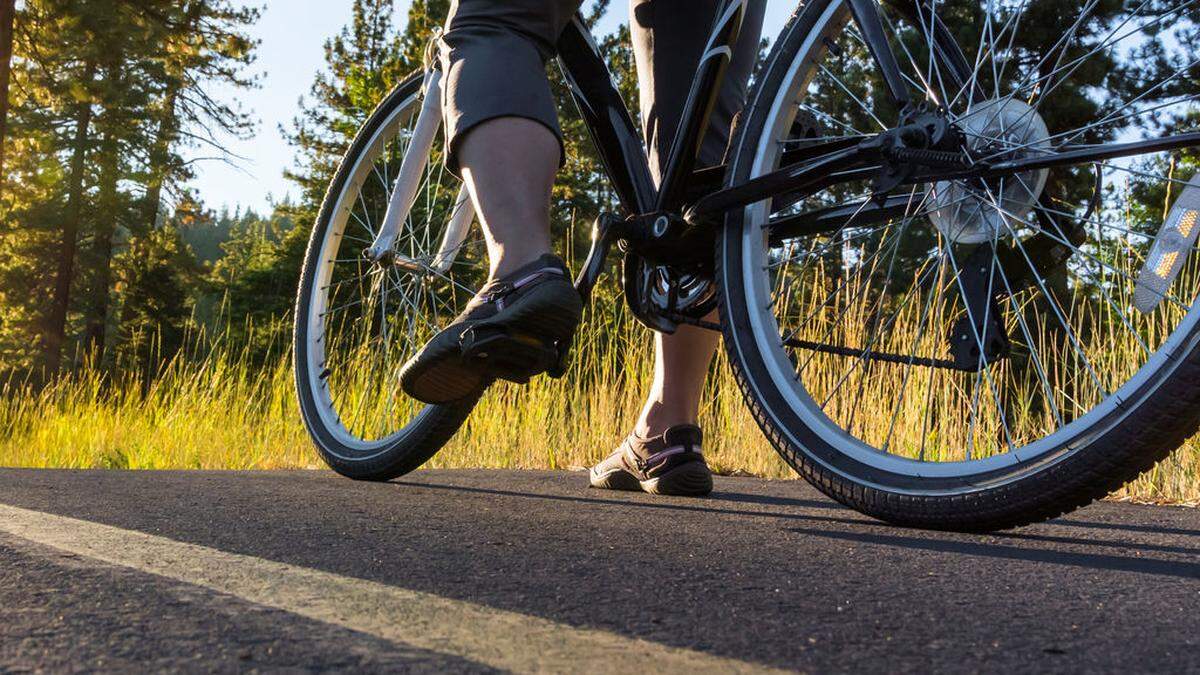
[0,0,1197,504]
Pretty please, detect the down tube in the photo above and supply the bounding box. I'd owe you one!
[556,15,657,216]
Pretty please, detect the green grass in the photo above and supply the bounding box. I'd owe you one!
[1,307,1198,505]
[0,314,787,479]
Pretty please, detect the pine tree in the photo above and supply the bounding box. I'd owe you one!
[0,0,14,182]
[207,0,417,353]
[0,0,258,376]
[113,224,204,372]
[37,2,103,375]
[284,0,410,220]
[139,0,259,231]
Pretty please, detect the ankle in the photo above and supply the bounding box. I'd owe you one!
[490,247,553,280]
[633,420,700,440]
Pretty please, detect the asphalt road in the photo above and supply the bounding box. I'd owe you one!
[0,468,1197,673]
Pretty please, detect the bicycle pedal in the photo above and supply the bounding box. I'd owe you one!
[460,326,558,384]
[547,334,575,379]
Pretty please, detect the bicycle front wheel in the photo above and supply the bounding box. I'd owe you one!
[720,0,1200,530]
[294,72,487,481]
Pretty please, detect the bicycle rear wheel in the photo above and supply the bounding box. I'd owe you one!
[720,0,1200,530]
[294,72,487,481]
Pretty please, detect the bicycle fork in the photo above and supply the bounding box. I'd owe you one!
[365,66,474,275]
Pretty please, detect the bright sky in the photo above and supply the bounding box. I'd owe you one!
[188,1,797,214]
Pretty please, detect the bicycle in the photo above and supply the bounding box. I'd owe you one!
[293,0,1200,531]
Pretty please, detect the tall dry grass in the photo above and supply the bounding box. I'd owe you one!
[0,289,1197,503]
[0,302,787,478]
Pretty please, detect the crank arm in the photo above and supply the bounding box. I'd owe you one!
[574,214,627,308]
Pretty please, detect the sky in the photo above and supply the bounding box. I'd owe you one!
[188,1,797,214]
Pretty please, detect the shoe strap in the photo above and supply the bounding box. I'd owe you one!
[480,266,566,310]
[622,435,703,474]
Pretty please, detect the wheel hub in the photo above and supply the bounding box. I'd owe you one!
[929,98,1051,244]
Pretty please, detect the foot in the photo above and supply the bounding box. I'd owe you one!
[589,424,713,496]
[399,254,582,404]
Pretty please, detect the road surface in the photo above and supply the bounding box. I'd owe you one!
[0,468,1197,673]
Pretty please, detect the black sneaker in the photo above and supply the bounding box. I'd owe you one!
[589,424,713,496]
[399,254,582,404]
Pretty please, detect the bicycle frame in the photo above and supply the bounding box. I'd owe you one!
[553,0,918,224]
[554,0,1200,279]
[555,1,747,217]
[369,0,1200,328]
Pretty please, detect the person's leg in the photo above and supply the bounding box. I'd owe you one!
[457,118,558,279]
[400,0,585,404]
[629,0,766,437]
[439,0,582,280]
[634,324,720,437]
[590,0,765,495]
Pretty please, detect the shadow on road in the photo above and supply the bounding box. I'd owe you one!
[394,479,1200,579]
[1050,517,1200,538]
[390,479,867,526]
[786,526,1200,580]
[994,530,1200,557]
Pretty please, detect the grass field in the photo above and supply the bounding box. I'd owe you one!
[2,303,1198,506]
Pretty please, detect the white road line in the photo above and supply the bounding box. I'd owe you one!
[0,504,788,674]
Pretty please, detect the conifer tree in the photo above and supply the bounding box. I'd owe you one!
[284,0,409,219]
[0,0,14,182]
[0,0,257,375]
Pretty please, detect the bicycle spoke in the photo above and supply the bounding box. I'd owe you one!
[300,79,483,446]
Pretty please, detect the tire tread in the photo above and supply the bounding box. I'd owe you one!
[716,2,1200,531]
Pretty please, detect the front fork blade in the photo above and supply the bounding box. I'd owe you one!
[366,68,444,261]
[430,185,474,273]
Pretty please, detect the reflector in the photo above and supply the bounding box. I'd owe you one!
[1135,174,1200,314]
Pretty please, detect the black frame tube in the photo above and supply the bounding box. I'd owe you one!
[653,0,746,211]
[556,16,657,215]
[556,1,747,216]
[555,1,1200,241]
[848,0,911,109]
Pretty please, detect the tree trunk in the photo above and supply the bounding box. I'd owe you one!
[142,0,202,230]
[141,84,178,230]
[43,61,96,375]
[0,0,15,181]
[83,55,126,363]
[83,126,119,361]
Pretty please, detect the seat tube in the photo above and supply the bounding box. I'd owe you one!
[654,0,747,213]
[557,15,657,216]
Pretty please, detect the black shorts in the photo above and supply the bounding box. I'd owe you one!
[439,0,766,181]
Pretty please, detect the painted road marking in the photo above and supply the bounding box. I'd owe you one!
[0,504,786,674]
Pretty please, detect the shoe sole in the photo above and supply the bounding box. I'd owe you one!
[402,344,492,405]
[590,461,713,497]
[402,281,581,405]
[589,466,642,492]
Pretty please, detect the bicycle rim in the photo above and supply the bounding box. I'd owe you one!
[724,0,1200,489]
[296,74,487,459]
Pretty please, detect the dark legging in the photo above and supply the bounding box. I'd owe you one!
[439,0,766,181]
